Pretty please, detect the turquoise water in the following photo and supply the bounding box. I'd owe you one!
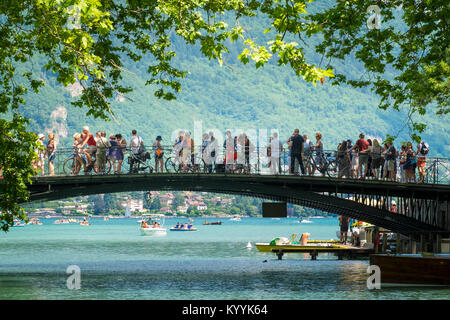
[0,217,449,300]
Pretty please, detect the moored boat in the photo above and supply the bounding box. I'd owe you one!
[255,233,343,252]
[203,220,222,225]
[370,254,450,286]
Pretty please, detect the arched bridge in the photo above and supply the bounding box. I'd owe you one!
[27,174,450,236]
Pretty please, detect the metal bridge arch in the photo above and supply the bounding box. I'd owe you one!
[25,174,450,236]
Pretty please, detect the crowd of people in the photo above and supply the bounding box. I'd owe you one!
[333,133,430,183]
[32,127,431,183]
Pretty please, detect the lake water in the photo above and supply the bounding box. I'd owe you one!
[1,217,449,300]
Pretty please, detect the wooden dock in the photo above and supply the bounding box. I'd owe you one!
[271,244,374,260]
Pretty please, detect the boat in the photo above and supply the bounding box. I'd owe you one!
[229,216,241,221]
[29,218,42,225]
[13,220,25,227]
[104,217,109,221]
[170,223,197,231]
[54,219,69,224]
[370,254,450,286]
[140,226,167,236]
[170,227,197,231]
[80,218,90,226]
[203,220,222,225]
[246,241,253,249]
[188,218,194,222]
[255,233,342,252]
[300,217,312,223]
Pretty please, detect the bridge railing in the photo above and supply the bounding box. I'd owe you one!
[34,145,449,185]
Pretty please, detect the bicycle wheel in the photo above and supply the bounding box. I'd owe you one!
[165,157,179,173]
[326,160,338,178]
[63,157,75,175]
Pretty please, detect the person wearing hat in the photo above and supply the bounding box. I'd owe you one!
[152,136,164,172]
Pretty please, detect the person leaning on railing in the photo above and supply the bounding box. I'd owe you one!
[95,131,110,174]
[46,133,56,176]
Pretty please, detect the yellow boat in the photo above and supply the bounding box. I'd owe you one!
[255,233,345,252]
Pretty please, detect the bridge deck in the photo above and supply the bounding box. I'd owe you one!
[29,173,450,200]
[23,173,450,236]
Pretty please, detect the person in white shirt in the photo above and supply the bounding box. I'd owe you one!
[303,134,312,175]
[270,132,282,174]
[129,129,144,173]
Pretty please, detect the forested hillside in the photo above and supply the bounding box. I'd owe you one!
[13,1,449,156]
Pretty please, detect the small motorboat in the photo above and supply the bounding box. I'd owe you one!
[298,217,312,223]
[13,220,25,227]
[80,218,90,226]
[29,218,42,225]
[229,216,241,221]
[203,220,222,225]
[140,226,167,236]
[54,219,69,224]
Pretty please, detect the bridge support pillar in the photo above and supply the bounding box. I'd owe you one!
[436,234,442,253]
[396,234,402,254]
[419,234,425,253]
[382,234,388,253]
[410,235,417,254]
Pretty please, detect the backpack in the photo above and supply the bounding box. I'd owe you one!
[155,147,163,158]
[420,142,429,155]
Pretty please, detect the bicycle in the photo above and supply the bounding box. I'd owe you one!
[165,153,205,173]
[302,150,337,177]
[63,151,112,175]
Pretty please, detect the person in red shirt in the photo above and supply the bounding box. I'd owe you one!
[390,200,397,213]
[348,133,370,179]
[80,126,97,168]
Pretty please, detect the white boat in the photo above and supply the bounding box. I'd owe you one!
[230,216,241,221]
[298,217,312,223]
[140,227,167,236]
